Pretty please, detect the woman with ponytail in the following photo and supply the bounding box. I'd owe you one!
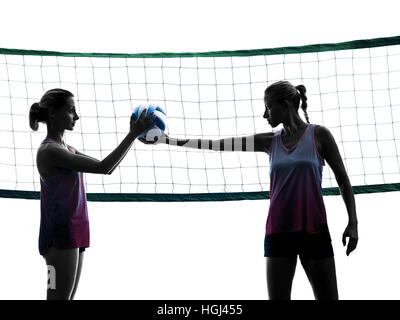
[260,80,358,299]
[29,88,156,299]
[142,80,358,300]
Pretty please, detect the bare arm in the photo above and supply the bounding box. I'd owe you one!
[68,146,98,162]
[69,141,134,175]
[146,132,274,153]
[40,110,156,175]
[317,125,358,255]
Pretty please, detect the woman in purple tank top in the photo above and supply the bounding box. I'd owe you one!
[29,88,156,300]
[145,80,358,300]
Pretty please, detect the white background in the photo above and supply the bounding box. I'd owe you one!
[0,0,399,299]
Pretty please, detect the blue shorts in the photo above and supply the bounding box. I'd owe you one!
[264,231,334,260]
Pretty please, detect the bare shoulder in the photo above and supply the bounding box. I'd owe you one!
[313,124,337,158]
[37,143,65,177]
[313,124,348,178]
[314,124,334,142]
[254,131,275,153]
[37,142,59,161]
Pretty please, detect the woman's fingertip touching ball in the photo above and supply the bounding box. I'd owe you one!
[133,104,167,142]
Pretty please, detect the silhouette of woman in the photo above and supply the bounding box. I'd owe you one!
[29,88,155,299]
[142,80,358,300]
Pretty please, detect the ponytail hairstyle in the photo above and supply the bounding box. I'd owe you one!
[29,88,74,131]
[295,84,309,124]
[265,80,310,124]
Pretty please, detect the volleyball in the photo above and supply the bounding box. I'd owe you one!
[133,104,167,141]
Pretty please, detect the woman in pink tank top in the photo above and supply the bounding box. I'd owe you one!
[146,80,358,300]
[29,88,156,300]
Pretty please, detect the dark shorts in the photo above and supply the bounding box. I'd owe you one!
[41,245,86,256]
[264,231,334,260]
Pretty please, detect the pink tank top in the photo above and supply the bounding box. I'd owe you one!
[266,124,328,235]
[39,138,90,255]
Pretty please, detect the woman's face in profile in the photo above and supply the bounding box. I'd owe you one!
[49,97,79,131]
[264,94,284,128]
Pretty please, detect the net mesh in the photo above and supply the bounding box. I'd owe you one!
[0,36,399,200]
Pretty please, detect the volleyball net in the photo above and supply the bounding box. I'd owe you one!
[0,36,400,201]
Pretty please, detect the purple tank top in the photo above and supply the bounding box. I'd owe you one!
[266,124,328,235]
[39,138,90,255]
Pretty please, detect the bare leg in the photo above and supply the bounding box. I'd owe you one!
[44,247,79,300]
[266,257,297,300]
[70,251,85,300]
[300,257,339,300]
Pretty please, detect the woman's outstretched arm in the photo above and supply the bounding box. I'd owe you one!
[317,125,358,256]
[143,132,275,153]
[39,110,156,175]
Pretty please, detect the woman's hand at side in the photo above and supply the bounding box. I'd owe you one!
[342,222,358,256]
